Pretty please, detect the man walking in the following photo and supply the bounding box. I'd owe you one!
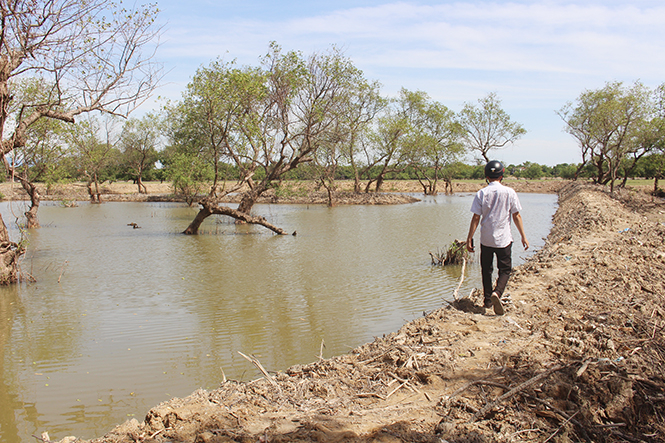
[466,161,529,315]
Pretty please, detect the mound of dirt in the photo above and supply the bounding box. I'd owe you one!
[46,182,665,443]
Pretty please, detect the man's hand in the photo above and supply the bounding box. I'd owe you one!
[512,212,529,251]
[522,237,530,250]
[466,214,480,252]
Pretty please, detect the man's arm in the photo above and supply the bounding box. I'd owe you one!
[466,213,481,252]
[512,212,529,250]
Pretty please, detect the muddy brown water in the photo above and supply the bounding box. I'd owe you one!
[0,193,556,442]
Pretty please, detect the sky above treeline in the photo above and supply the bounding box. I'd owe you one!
[146,0,665,166]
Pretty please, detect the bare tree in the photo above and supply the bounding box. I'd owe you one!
[0,0,162,282]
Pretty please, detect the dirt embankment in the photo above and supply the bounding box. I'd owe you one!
[49,182,665,443]
[0,179,566,206]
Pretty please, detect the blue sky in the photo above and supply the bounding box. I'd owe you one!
[146,0,665,166]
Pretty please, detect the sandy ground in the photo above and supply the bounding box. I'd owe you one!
[33,181,665,443]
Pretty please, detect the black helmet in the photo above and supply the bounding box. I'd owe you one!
[484,160,504,179]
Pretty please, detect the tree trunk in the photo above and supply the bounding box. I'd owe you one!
[24,184,40,229]
[137,169,147,194]
[324,183,335,207]
[237,187,264,214]
[655,175,661,196]
[18,177,40,228]
[183,197,289,235]
[350,158,362,193]
[443,178,453,195]
[183,205,213,235]
[375,174,384,192]
[0,213,23,284]
[87,177,102,204]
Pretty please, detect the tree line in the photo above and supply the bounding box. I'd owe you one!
[7,42,529,236]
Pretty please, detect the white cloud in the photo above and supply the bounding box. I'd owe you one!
[152,1,665,164]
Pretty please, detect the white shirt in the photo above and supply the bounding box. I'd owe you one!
[470,181,522,248]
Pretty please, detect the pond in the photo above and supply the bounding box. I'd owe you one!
[0,192,557,442]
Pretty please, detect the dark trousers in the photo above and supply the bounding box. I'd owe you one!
[480,243,513,299]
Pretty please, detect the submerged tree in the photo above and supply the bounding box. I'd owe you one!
[0,0,162,282]
[168,44,372,234]
[3,79,70,228]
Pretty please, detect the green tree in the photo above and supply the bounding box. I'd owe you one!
[3,79,70,228]
[362,92,413,193]
[67,116,120,203]
[120,114,161,194]
[552,163,578,179]
[165,152,214,205]
[313,70,384,205]
[522,162,543,180]
[644,83,665,194]
[168,44,371,234]
[401,90,465,195]
[558,81,659,193]
[339,81,386,193]
[458,92,526,162]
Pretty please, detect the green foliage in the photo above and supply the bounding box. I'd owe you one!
[459,93,526,162]
[166,152,214,205]
[559,80,664,190]
[431,240,469,266]
[119,114,161,191]
[272,182,309,199]
[524,163,543,180]
[551,163,578,179]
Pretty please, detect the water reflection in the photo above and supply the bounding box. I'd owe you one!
[0,193,556,442]
[0,285,22,443]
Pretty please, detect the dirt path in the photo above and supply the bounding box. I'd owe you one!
[46,182,665,443]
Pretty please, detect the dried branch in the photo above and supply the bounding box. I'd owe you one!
[469,365,564,423]
[453,258,467,301]
[237,351,278,386]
